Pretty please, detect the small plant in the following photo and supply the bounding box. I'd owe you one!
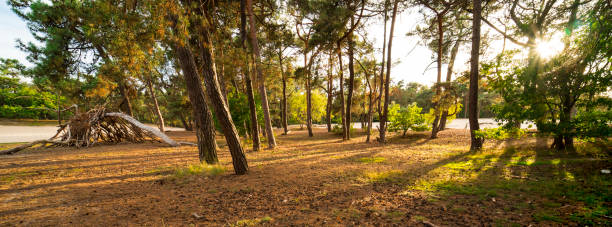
[357,157,386,164]
[388,103,430,137]
[233,216,273,226]
[172,163,226,179]
[475,127,527,140]
[361,170,404,183]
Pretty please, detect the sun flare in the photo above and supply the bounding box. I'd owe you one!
[535,34,565,59]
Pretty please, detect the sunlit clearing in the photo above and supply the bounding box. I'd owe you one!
[536,34,565,59]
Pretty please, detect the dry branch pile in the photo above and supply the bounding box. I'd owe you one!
[1,107,183,155]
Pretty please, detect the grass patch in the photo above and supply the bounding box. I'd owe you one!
[0,142,27,150]
[232,216,273,226]
[357,157,386,164]
[360,170,404,183]
[533,211,563,223]
[0,171,37,184]
[172,163,226,179]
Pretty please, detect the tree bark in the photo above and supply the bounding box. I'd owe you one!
[246,0,277,148]
[469,0,484,150]
[336,43,347,139]
[305,51,314,137]
[240,0,260,151]
[279,52,289,135]
[197,26,249,175]
[173,44,219,164]
[244,57,261,151]
[438,40,460,131]
[377,0,388,134]
[119,81,134,117]
[146,76,165,132]
[366,71,374,143]
[326,52,334,132]
[345,16,356,140]
[431,15,444,139]
[179,112,193,131]
[379,0,398,143]
[218,47,229,104]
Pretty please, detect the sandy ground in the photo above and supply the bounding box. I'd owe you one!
[0,128,607,226]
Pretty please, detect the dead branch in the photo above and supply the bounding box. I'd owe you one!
[0,107,189,155]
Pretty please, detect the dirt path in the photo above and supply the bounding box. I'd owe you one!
[0,128,609,226]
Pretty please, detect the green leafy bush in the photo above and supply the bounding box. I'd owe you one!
[474,127,527,140]
[388,103,429,136]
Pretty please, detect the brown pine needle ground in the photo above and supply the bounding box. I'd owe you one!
[0,128,610,226]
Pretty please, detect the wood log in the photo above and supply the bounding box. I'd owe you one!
[104,112,179,147]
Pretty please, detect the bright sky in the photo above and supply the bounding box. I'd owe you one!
[0,1,35,67]
[0,1,511,86]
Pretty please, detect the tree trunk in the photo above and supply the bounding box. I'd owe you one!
[366,67,376,143]
[56,91,62,125]
[218,47,229,104]
[279,52,289,135]
[172,44,219,164]
[336,43,347,139]
[179,112,193,131]
[469,0,484,150]
[377,0,388,125]
[240,0,260,151]
[326,52,334,132]
[438,40,460,131]
[244,57,261,151]
[379,0,398,143]
[119,81,134,117]
[305,53,314,137]
[146,77,165,132]
[197,26,248,175]
[345,16,356,140]
[431,15,444,139]
[246,0,276,148]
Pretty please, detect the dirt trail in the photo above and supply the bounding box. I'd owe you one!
[0,129,607,226]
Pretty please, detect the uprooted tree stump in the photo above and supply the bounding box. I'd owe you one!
[1,107,193,155]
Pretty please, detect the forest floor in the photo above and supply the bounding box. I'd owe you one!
[0,128,610,226]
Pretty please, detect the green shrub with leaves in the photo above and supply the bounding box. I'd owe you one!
[474,127,527,140]
[0,75,58,119]
[388,103,429,136]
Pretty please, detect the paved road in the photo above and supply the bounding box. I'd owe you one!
[1,118,534,143]
[319,118,534,130]
[0,125,184,143]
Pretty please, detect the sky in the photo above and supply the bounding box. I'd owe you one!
[0,1,506,86]
[0,1,35,67]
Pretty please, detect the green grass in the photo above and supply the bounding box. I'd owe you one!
[0,142,27,150]
[357,156,386,164]
[232,216,273,226]
[360,170,404,183]
[0,171,37,184]
[405,147,611,226]
[172,163,226,179]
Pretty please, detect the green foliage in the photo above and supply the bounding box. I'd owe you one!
[0,72,58,119]
[227,92,263,136]
[288,90,326,125]
[489,2,612,145]
[474,127,527,140]
[388,103,429,136]
[232,216,273,227]
[173,163,226,179]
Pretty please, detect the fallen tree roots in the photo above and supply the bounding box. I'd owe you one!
[1,107,192,155]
